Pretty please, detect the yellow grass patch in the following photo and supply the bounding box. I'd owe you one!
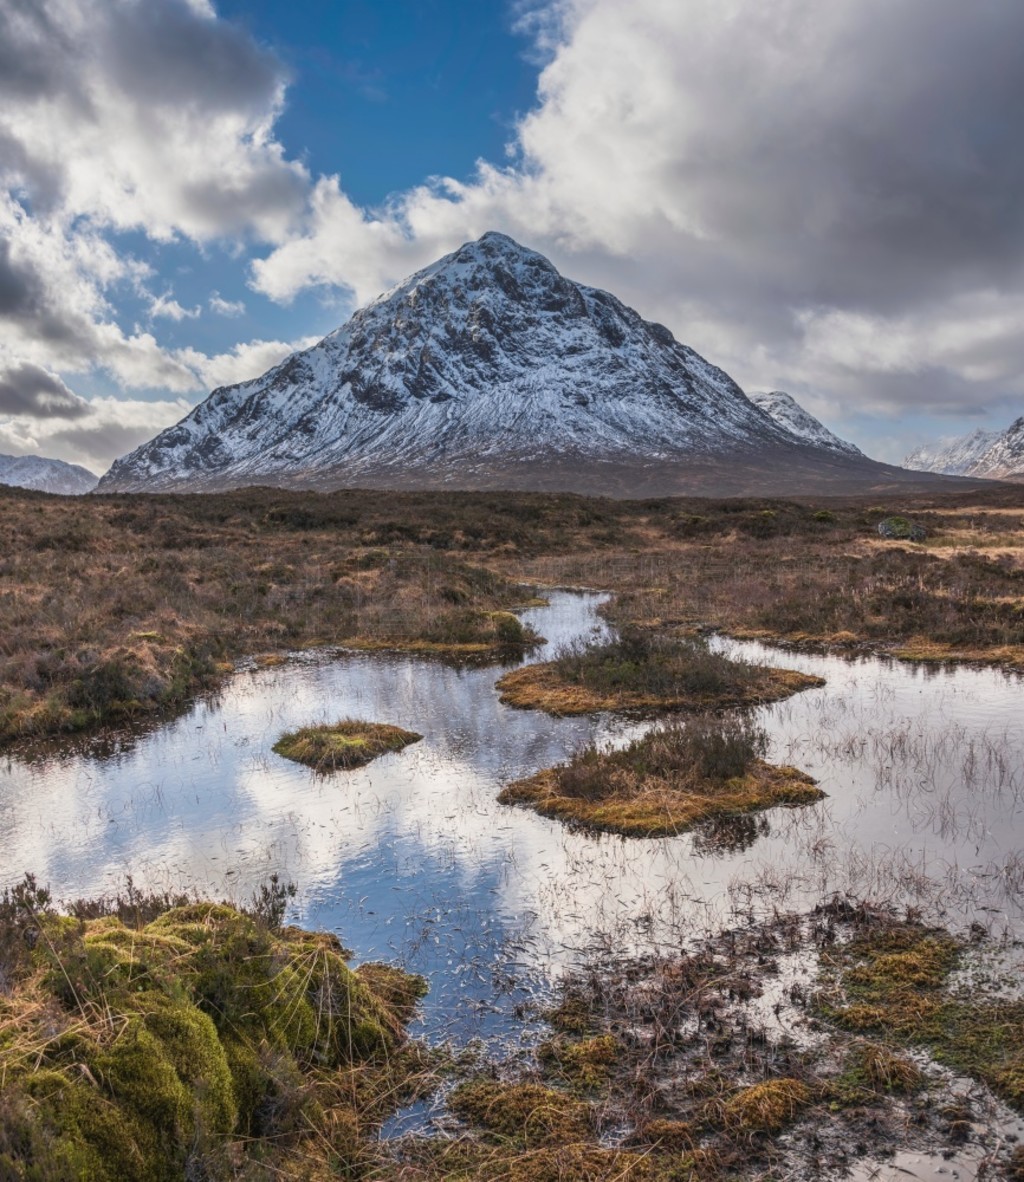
[499,758,822,837]
[273,719,421,771]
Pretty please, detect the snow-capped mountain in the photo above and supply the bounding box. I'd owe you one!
[100,232,957,497]
[747,391,863,457]
[0,452,98,495]
[904,420,1024,479]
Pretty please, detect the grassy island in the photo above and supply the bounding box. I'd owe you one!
[499,719,822,836]
[0,877,429,1181]
[273,719,422,770]
[496,630,823,716]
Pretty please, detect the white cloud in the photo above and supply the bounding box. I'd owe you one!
[0,0,312,413]
[209,291,245,317]
[251,0,1024,429]
[5,0,1024,463]
[0,393,191,475]
[174,335,321,390]
[150,293,200,321]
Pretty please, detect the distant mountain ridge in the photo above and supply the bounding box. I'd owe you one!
[100,232,978,497]
[747,391,863,457]
[904,418,1024,479]
[0,452,98,495]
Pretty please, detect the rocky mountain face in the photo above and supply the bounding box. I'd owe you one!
[100,232,968,497]
[747,391,863,457]
[0,452,98,495]
[904,420,1024,480]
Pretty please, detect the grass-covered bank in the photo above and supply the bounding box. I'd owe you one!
[4,483,1024,748]
[496,630,823,715]
[500,718,822,836]
[0,876,431,1181]
[273,719,422,771]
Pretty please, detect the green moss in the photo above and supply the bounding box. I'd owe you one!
[537,1034,619,1089]
[717,1078,811,1132]
[2,900,427,1178]
[822,920,1024,1114]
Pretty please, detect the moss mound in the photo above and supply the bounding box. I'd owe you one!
[500,720,823,837]
[273,718,422,770]
[0,898,427,1180]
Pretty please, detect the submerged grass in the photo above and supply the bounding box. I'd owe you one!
[0,877,430,1180]
[818,914,1024,1113]
[273,718,422,771]
[500,719,823,836]
[496,629,823,716]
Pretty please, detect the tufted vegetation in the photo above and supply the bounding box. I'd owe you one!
[0,880,428,1180]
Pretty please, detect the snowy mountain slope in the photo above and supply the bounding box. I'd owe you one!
[0,452,98,495]
[904,420,1024,479]
[100,232,969,497]
[747,391,863,457]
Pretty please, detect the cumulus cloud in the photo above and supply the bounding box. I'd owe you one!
[0,393,191,475]
[0,0,307,242]
[0,360,88,418]
[0,0,311,411]
[209,292,245,317]
[5,0,1024,466]
[174,335,321,390]
[150,293,200,321]
[251,0,1024,435]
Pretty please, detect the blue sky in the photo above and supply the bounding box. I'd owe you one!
[2,0,1024,473]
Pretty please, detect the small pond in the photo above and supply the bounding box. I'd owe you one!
[2,590,1023,1054]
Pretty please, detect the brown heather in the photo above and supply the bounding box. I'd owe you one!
[3,482,1024,747]
[499,718,823,836]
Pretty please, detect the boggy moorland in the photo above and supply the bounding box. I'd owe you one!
[2,482,1024,1179]
[4,482,1024,746]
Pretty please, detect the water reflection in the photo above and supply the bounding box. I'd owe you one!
[1,591,1023,1047]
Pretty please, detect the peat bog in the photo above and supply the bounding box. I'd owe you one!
[2,484,1024,1178]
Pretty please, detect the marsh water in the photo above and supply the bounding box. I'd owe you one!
[2,589,1024,1058]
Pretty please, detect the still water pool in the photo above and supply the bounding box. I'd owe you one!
[2,590,1023,1050]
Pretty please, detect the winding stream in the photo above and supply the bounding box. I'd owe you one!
[2,590,1024,1054]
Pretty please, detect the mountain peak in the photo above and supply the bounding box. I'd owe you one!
[747,391,863,457]
[905,416,1024,479]
[100,237,913,497]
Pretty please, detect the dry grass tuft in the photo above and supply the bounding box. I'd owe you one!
[716,1078,812,1133]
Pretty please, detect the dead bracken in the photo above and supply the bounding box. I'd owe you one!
[495,629,824,716]
[499,719,823,836]
[272,718,422,770]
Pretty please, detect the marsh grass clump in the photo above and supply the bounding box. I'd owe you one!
[716,1078,811,1133]
[554,629,756,698]
[537,1033,619,1090]
[835,1043,924,1098]
[273,718,422,771]
[500,719,822,837]
[496,629,823,716]
[449,1079,592,1145]
[0,880,429,1180]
